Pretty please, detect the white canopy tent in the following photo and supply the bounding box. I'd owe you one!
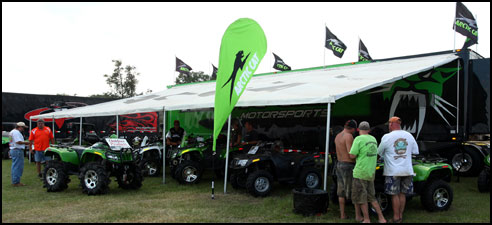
[31,52,459,191]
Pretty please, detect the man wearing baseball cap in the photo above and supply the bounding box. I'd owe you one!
[334,119,358,220]
[29,119,55,178]
[9,122,30,187]
[377,116,419,223]
[349,121,386,223]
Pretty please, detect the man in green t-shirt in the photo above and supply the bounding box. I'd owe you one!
[349,121,386,223]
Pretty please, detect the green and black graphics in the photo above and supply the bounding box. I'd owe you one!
[358,39,372,62]
[325,26,346,58]
[272,52,291,71]
[176,57,193,75]
[454,2,478,47]
[166,59,486,153]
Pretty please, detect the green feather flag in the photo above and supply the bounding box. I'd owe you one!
[213,18,267,151]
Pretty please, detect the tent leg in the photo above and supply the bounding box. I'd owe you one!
[52,115,55,140]
[162,107,166,184]
[79,117,83,146]
[323,103,331,191]
[29,118,32,164]
[116,115,119,138]
[224,115,231,194]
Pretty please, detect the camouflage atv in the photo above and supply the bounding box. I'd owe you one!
[42,135,143,195]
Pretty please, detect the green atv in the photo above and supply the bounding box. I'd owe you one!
[168,134,241,184]
[477,153,490,193]
[331,154,454,212]
[42,135,143,195]
[2,135,10,159]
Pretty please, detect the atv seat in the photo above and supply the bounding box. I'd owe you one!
[71,145,86,159]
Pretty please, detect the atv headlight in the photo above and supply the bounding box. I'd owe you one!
[107,154,119,161]
[236,159,249,167]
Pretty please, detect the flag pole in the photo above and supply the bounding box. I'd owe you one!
[475,14,478,52]
[453,3,456,52]
[323,23,326,69]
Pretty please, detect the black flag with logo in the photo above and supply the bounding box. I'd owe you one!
[325,26,347,58]
[453,2,478,47]
[272,53,291,71]
[211,64,218,80]
[176,57,192,75]
[358,39,372,62]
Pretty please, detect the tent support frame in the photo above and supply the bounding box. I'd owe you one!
[323,103,331,191]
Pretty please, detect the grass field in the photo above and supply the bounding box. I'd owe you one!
[2,159,490,223]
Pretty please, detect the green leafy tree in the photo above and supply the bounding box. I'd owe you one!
[175,71,212,84]
[102,60,141,98]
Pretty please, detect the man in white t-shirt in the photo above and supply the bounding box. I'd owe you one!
[377,116,419,223]
[9,122,30,187]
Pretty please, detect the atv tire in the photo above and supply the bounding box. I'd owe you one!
[451,147,483,177]
[246,170,274,197]
[420,179,453,212]
[371,186,392,215]
[43,161,70,192]
[298,167,322,189]
[79,162,110,195]
[174,160,202,184]
[477,169,490,193]
[117,164,144,190]
[230,172,246,189]
[139,158,161,177]
[2,145,9,159]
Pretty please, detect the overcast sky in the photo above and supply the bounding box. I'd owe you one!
[2,2,490,97]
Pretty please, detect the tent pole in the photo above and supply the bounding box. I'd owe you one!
[116,115,119,138]
[29,117,32,164]
[224,115,232,194]
[323,102,332,191]
[456,60,460,134]
[162,107,166,184]
[52,115,55,140]
[79,117,83,146]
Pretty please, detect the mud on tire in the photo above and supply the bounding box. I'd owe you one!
[79,162,110,195]
[43,160,70,192]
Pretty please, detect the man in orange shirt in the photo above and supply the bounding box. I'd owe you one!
[29,119,54,178]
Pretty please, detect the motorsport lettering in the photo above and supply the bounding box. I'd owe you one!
[234,52,259,96]
[240,109,328,120]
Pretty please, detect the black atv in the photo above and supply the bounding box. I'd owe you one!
[229,141,322,197]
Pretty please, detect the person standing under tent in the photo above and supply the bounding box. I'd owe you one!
[166,120,186,148]
[334,119,359,220]
[29,119,54,179]
[230,119,242,148]
[377,116,419,223]
[349,121,386,223]
[9,122,30,187]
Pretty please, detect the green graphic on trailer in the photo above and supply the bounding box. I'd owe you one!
[213,18,267,151]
